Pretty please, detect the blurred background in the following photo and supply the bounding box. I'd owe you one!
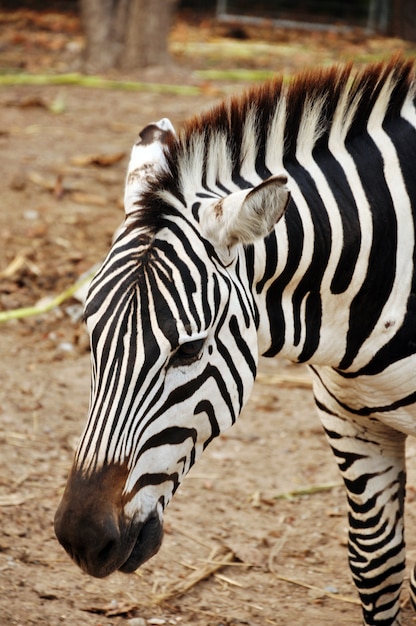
[0,0,414,76]
[1,3,416,626]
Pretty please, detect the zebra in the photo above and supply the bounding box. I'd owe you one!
[54,57,416,625]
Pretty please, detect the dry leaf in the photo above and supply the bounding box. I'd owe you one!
[70,151,125,167]
[70,192,107,206]
[256,372,312,388]
[0,493,33,506]
[224,540,265,567]
[27,171,55,191]
[82,600,138,617]
[54,174,64,198]
[6,95,49,109]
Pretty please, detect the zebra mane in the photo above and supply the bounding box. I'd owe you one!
[136,55,415,239]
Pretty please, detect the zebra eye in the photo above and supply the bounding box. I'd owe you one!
[173,338,205,366]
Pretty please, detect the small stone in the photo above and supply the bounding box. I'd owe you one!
[10,172,26,191]
[23,209,39,220]
[127,619,146,626]
[33,583,58,600]
[64,303,84,324]
[57,342,74,353]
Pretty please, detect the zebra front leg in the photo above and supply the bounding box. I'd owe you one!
[317,408,406,626]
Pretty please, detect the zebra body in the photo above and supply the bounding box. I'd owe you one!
[55,58,416,625]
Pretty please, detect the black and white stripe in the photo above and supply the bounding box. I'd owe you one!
[55,58,416,625]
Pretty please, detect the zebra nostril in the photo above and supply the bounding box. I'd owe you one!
[97,538,117,565]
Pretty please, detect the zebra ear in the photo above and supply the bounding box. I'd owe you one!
[124,118,176,215]
[200,175,290,249]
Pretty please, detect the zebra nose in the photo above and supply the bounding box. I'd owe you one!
[54,495,164,578]
[54,462,133,577]
[55,463,165,577]
[54,505,123,578]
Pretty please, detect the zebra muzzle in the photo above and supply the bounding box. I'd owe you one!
[54,464,164,578]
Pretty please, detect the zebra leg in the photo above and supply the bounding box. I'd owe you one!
[317,408,406,626]
[410,565,416,609]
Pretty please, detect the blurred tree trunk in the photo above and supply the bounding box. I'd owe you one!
[391,0,416,40]
[80,0,178,73]
[368,0,389,33]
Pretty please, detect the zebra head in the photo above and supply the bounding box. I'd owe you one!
[55,118,289,578]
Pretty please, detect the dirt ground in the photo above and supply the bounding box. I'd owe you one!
[2,9,416,626]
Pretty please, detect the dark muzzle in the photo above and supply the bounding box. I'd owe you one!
[54,463,163,577]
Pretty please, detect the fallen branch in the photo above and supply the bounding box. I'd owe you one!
[154,546,235,603]
[0,72,201,96]
[273,573,360,606]
[0,269,95,323]
[273,481,342,500]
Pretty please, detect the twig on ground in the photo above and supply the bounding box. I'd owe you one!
[153,546,235,603]
[0,252,28,278]
[268,528,359,607]
[273,573,360,606]
[214,573,244,587]
[171,526,214,550]
[267,530,290,574]
[0,72,201,96]
[0,270,95,323]
[273,481,342,500]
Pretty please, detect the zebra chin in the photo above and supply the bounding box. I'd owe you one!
[117,512,164,575]
[54,464,164,578]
